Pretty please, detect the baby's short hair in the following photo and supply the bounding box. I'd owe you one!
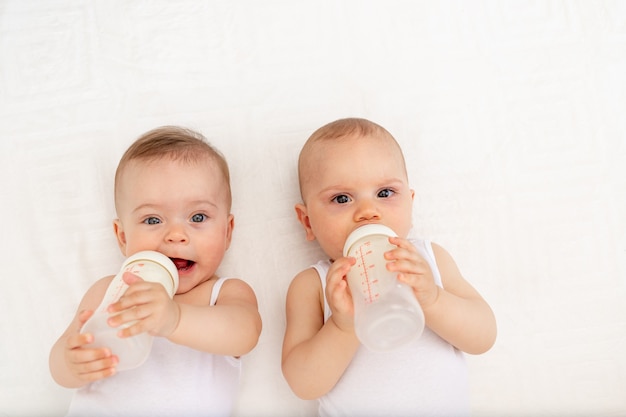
[306,117,390,143]
[298,118,407,197]
[114,126,231,210]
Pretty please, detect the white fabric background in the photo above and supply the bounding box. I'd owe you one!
[1,1,625,416]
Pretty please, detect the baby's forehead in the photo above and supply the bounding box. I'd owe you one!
[123,154,220,174]
[299,133,406,185]
[115,156,226,197]
[303,133,402,164]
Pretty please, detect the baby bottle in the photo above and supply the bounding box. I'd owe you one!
[343,224,425,351]
[81,250,179,371]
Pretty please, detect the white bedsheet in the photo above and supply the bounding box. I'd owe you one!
[1,1,625,416]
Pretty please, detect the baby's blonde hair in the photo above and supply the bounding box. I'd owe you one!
[114,126,231,212]
[297,118,407,199]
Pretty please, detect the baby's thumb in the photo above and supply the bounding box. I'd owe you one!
[77,309,94,325]
[122,271,144,285]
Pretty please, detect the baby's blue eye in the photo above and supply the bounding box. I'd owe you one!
[144,217,161,225]
[191,213,207,223]
[332,194,351,204]
[378,189,394,198]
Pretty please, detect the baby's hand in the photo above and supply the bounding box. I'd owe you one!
[325,256,356,332]
[386,237,440,309]
[65,310,118,382]
[106,272,180,338]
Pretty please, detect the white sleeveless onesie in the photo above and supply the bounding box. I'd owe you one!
[313,238,469,417]
[66,277,240,417]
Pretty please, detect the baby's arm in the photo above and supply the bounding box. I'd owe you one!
[164,278,261,357]
[389,238,497,354]
[282,259,361,400]
[49,277,119,388]
[104,274,260,356]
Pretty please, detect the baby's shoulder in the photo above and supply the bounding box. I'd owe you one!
[77,274,115,311]
[287,267,323,302]
[293,266,323,285]
[83,275,115,299]
[180,277,255,306]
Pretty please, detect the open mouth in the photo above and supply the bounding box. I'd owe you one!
[170,258,195,272]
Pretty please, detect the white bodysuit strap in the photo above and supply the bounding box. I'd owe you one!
[210,277,231,306]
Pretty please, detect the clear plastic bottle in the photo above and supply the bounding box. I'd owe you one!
[81,250,179,371]
[343,224,425,351]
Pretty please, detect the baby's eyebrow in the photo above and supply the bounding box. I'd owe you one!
[188,199,220,210]
[381,177,407,185]
[131,203,159,214]
[316,186,350,198]
[320,185,345,193]
[131,199,220,215]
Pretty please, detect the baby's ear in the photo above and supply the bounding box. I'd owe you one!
[224,213,235,250]
[294,203,316,241]
[112,219,128,256]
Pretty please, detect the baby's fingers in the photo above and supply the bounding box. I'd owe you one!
[108,280,165,314]
[66,331,94,350]
[66,345,118,380]
[326,257,357,321]
[386,237,421,261]
[326,257,355,287]
[78,364,117,382]
[77,309,94,326]
[122,271,144,286]
[74,354,118,381]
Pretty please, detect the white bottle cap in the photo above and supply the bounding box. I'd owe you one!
[343,224,398,257]
[123,251,179,297]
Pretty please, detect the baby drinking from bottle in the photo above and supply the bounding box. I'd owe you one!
[49,126,262,417]
[281,117,496,417]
